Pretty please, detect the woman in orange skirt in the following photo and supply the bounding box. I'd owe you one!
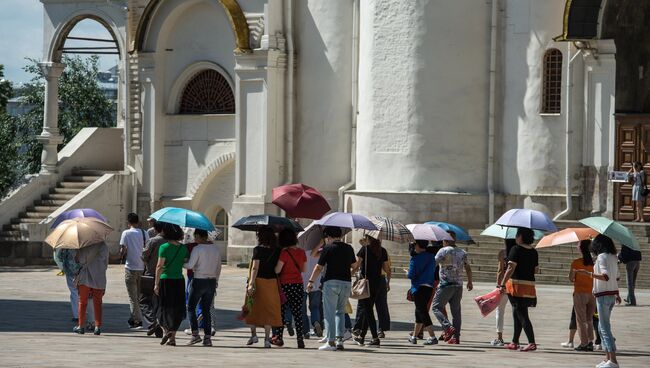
[245,226,283,347]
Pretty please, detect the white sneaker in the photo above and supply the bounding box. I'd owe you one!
[184,328,193,335]
[491,338,505,346]
[343,330,352,341]
[594,344,602,350]
[599,361,619,368]
[318,336,328,343]
[560,342,574,348]
[319,343,336,351]
[264,338,272,348]
[246,336,259,345]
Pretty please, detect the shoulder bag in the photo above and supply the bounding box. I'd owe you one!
[140,230,156,294]
[350,248,370,300]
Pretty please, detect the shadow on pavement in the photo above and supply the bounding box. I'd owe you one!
[0,299,247,333]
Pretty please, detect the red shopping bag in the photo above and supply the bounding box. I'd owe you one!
[474,288,502,317]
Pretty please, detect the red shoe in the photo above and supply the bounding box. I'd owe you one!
[520,343,537,352]
[270,336,284,347]
[447,337,459,344]
[441,327,456,342]
[504,342,520,350]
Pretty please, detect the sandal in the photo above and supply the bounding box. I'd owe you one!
[160,333,172,345]
[166,339,176,346]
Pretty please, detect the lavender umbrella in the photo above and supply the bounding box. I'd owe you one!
[495,208,557,232]
[406,223,454,241]
[50,208,108,229]
[313,212,378,231]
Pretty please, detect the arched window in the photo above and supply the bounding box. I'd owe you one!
[214,208,229,242]
[541,49,563,114]
[179,69,235,114]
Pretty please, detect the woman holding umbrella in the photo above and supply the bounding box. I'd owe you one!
[569,240,596,352]
[407,240,438,345]
[154,223,188,346]
[498,227,539,352]
[245,226,283,348]
[574,235,621,368]
[73,241,109,335]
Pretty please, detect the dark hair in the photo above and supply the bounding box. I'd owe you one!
[127,213,139,225]
[278,229,298,248]
[504,238,517,259]
[194,229,208,239]
[579,239,594,266]
[160,222,183,241]
[256,226,278,248]
[153,220,164,233]
[516,227,534,245]
[428,241,443,254]
[322,226,342,238]
[414,240,429,249]
[365,235,382,258]
[591,234,617,255]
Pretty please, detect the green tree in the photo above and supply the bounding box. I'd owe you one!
[0,64,12,114]
[0,56,116,196]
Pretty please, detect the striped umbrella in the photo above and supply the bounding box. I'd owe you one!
[366,216,414,243]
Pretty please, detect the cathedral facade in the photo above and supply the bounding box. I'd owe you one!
[28,0,649,262]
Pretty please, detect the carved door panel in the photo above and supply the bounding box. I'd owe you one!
[615,116,650,221]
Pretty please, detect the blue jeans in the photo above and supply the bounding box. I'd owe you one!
[322,280,351,342]
[596,295,617,352]
[302,290,323,330]
[187,278,216,337]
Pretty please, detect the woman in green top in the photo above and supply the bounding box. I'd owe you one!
[154,223,188,346]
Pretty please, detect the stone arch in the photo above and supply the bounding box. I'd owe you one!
[188,151,236,198]
[556,0,607,41]
[48,11,124,63]
[167,61,235,114]
[133,0,251,54]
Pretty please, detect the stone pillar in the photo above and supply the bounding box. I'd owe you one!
[37,62,65,174]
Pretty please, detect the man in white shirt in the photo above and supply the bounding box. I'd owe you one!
[119,212,149,329]
[184,229,221,346]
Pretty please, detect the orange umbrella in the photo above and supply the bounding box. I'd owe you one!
[536,227,599,248]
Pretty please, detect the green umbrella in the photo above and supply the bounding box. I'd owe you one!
[480,223,544,240]
[578,217,640,251]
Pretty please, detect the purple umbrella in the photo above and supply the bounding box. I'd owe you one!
[313,212,378,231]
[50,208,108,229]
[406,223,454,241]
[495,208,557,232]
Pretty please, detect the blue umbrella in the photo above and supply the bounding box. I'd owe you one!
[425,221,472,242]
[51,208,108,229]
[150,207,215,231]
[313,212,378,231]
[495,208,557,232]
[480,224,545,240]
[232,214,303,232]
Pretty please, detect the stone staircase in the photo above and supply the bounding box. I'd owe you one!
[0,170,104,265]
[390,220,650,288]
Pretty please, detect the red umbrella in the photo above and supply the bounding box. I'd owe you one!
[272,183,331,219]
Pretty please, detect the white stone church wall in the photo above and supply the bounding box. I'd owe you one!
[294,0,354,203]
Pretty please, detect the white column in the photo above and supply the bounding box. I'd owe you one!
[37,62,65,174]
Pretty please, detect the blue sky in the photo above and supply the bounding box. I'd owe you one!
[0,0,118,85]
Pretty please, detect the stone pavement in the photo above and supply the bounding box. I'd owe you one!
[0,265,648,368]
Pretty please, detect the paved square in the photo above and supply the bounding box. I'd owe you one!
[0,265,648,367]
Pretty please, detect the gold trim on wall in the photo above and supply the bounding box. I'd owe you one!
[132,0,251,54]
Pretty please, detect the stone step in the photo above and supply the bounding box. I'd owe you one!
[58,182,92,189]
[35,199,68,206]
[10,218,41,224]
[72,170,105,177]
[0,230,21,237]
[20,211,51,219]
[63,175,101,182]
[50,187,83,195]
[26,205,59,212]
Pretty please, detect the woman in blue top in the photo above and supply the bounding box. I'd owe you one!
[407,240,438,345]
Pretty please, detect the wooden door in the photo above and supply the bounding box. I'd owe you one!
[614,115,650,221]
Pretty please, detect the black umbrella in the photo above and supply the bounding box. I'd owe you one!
[232,214,304,233]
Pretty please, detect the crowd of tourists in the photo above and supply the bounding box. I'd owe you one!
[52,210,641,368]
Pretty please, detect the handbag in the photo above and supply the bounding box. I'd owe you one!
[642,185,649,197]
[350,248,370,300]
[406,289,414,302]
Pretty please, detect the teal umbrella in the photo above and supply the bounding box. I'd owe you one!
[578,217,640,251]
[480,224,544,240]
[150,207,215,232]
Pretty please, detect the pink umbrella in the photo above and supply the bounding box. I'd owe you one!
[406,224,453,241]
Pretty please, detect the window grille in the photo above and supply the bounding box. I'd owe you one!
[541,49,563,114]
[179,69,235,114]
